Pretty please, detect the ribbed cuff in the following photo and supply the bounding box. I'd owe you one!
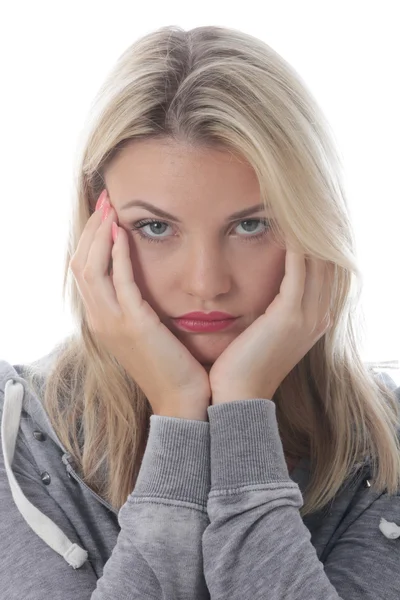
[207,399,290,491]
[132,415,210,506]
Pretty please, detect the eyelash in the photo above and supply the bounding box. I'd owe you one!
[130,218,272,244]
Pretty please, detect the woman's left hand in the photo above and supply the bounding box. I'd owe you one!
[208,249,334,405]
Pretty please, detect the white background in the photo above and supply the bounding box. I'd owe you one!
[0,1,399,382]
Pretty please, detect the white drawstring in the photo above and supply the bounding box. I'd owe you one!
[379,518,400,540]
[1,378,88,569]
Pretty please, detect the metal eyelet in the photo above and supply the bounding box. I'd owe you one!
[40,472,51,485]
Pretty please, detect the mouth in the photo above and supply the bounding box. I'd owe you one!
[172,317,238,333]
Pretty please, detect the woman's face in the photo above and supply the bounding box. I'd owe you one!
[104,139,286,369]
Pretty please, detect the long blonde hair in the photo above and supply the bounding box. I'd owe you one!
[25,25,400,517]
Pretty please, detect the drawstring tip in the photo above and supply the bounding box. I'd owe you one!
[379,517,400,540]
[63,543,89,568]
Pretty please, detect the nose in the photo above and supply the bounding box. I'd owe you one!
[181,241,232,299]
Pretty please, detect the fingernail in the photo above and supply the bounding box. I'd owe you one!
[101,201,111,222]
[96,190,108,211]
[112,222,119,242]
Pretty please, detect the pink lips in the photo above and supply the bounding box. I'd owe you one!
[175,311,236,321]
[173,311,238,333]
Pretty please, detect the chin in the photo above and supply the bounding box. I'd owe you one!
[181,336,230,366]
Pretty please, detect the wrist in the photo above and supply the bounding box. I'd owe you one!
[156,409,209,422]
[212,388,276,405]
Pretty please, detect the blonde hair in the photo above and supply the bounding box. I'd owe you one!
[25,25,400,517]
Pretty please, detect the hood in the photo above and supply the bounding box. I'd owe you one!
[0,348,88,569]
[1,348,399,570]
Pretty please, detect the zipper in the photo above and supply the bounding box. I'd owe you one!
[62,453,117,515]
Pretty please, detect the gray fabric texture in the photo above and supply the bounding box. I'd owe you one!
[1,348,400,599]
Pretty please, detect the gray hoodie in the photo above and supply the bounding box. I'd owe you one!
[1,346,400,600]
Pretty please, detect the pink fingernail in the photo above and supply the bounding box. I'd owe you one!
[96,190,108,211]
[101,201,111,222]
[112,222,119,242]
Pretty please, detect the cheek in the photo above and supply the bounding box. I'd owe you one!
[127,257,184,326]
[126,238,165,302]
[239,249,286,305]
[127,234,286,304]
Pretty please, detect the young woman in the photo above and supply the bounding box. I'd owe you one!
[1,24,399,600]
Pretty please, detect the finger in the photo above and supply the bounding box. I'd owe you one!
[302,257,324,310]
[85,204,116,277]
[80,204,122,319]
[111,224,148,321]
[280,249,307,307]
[69,194,108,271]
[303,258,332,326]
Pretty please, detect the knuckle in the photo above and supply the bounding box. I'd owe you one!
[69,257,78,272]
[69,256,85,275]
[82,266,96,282]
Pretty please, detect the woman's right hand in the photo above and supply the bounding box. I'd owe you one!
[69,190,212,421]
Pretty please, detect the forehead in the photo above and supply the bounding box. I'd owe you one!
[105,138,262,213]
[107,138,255,177]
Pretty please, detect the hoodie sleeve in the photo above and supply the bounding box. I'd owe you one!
[0,409,211,600]
[202,398,400,600]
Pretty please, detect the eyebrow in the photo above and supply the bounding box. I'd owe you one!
[119,200,267,223]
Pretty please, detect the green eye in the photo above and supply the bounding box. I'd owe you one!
[130,218,271,244]
[234,219,271,239]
